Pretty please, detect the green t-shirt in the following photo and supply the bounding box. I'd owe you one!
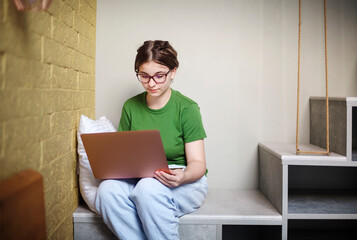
[118,89,207,166]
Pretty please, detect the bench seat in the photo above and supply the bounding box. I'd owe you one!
[73,189,282,240]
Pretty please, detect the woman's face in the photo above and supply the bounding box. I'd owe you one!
[138,61,176,99]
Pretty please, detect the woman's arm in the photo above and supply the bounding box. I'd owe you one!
[154,139,206,188]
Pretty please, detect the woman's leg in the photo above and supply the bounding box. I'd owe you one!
[171,175,208,217]
[129,176,208,240]
[95,179,147,240]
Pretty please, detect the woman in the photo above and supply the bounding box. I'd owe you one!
[95,40,208,240]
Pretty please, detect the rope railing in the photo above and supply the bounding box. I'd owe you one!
[296,0,330,155]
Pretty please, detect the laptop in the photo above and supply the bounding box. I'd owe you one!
[81,130,170,179]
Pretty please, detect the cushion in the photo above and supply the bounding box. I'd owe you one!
[77,115,116,213]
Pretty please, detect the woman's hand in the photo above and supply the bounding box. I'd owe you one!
[154,169,185,188]
[155,139,207,188]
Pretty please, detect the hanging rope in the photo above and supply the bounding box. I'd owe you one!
[296,0,330,155]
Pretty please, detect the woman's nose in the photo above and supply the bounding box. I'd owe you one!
[148,78,156,87]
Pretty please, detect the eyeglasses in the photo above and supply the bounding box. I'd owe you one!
[136,70,171,84]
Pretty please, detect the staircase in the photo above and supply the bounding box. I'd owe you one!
[259,97,357,239]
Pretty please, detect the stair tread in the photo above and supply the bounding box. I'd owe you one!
[74,189,282,225]
[258,142,357,166]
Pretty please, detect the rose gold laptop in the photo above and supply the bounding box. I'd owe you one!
[80,130,169,179]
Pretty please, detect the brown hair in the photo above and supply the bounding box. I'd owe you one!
[134,40,179,72]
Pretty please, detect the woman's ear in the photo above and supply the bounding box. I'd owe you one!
[170,68,177,80]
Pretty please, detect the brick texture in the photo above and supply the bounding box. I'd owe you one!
[0,0,96,239]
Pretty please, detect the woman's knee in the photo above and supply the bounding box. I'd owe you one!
[96,179,132,203]
[129,178,170,203]
[96,180,117,203]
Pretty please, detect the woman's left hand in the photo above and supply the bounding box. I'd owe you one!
[154,169,185,188]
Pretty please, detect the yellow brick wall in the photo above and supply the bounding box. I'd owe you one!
[0,0,96,239]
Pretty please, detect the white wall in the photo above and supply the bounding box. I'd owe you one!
[96,0,357,189]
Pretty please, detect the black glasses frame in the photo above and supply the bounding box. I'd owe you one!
[136,70,171,84]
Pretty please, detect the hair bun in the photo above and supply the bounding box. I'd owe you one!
[153,41,169,51]
[135,40,179,71]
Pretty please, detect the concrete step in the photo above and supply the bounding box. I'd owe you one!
[310,97,357,161]
[73,189,282,240]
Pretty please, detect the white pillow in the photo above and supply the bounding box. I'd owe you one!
[77,115,116,213]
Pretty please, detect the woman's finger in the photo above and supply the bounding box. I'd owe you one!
[159,171,177,181]
[155,171,173,186]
